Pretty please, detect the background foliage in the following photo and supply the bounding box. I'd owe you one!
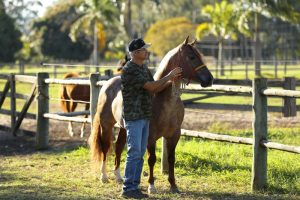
[145,17,196,57]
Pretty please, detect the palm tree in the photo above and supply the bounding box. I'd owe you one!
[70,0,118,69]
[236,0,300,76]
[196,0,239,77]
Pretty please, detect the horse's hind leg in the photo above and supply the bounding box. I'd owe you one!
[166,132,181,193]
[114,127,126,183]
[147,143,157,194]
[80,103,90,138]
[99,125,113,183]
[68,101,77,137]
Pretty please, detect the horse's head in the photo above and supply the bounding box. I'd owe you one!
[175,36,213,87]
[117,54,130,72]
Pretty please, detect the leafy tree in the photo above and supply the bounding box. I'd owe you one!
[3,0,42,34]
[196,0,238,76]
[121,0,209,39]
[69,0,118,66]
[145,17,196,58]
[0,0,22,62]
[236,0,300,76]
[31,0,93,61]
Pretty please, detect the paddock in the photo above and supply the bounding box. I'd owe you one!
[0,72,299,193]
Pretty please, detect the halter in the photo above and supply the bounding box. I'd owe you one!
[176,45,206,85]
[194,64,206,72]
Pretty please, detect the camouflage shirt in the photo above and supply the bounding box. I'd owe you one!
[121,61,154,121]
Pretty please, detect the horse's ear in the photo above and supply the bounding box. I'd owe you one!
[183,36,189,45]
[190,39,197,46]
[125,54,130,62]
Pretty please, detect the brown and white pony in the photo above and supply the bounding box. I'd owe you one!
[89,37,213,193]
[60,72,90,137]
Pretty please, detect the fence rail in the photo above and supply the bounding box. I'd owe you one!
[183,77,299,117]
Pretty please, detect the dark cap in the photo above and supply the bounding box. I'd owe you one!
[128,38,151,52]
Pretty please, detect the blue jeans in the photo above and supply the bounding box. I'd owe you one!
[122,119,149,192]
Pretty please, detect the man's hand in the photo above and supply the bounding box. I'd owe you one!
[167,67,182,80]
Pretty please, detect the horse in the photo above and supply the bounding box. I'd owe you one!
[60,58,130,137]
[89,36,214,194]
[60,72,90,137]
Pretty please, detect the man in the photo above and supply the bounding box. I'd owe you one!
[121,38,182,198]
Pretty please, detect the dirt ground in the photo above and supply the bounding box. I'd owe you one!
[1,109,300,155]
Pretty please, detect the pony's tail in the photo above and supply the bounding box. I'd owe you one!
[88,114,103,169]
[60,85,69,112]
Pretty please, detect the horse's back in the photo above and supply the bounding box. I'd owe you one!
[97,76,123,127]
[63,72,80,79]
[61,72,90,101]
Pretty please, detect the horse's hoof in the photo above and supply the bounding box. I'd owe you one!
[116,178,123,184]
[148,184,157,194]
[69,131,74,137]
[170,186,180,193]
[114,169,123,183]
[80,132,84,138]
[100,175,109,183]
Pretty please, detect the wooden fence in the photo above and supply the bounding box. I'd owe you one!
[1,73,299,191]
[183,77,299,117]
[0,74,36,136]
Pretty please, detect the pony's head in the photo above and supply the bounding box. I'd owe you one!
[175,36,213,87]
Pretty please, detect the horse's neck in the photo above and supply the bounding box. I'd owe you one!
[153,46,179,81]
[153,48,181,104]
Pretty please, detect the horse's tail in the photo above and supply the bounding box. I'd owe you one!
[60,85,69,112]
[88,114,103,168]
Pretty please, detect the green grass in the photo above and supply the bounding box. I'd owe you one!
[0,124,299,200]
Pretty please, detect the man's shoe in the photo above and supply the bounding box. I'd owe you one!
[120,189,148,199]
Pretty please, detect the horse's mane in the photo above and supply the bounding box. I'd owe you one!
[153,45,180,81]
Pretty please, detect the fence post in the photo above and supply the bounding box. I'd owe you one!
[9,74,16,136]
[36,72,49,150]
[54,66,57,78]
[90,73,100,127]
[282,77,296,117]
[161,138,169,174]
[252,78,268,191]
[274,59,278,79]
[19,61,25,75]
[104,69,113,78]
[245,61,248,80]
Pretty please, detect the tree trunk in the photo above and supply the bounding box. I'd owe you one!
[219,39,225,76]
[93,23,99,72]
[254,13,261,76]
[123,0,134,39]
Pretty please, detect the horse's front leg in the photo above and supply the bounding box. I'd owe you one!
[166,132,181,193]
[147,143,157,194]
[114,128,126,183]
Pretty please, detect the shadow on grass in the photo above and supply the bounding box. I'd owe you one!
[0,184,298,200]
[0,134,87,157]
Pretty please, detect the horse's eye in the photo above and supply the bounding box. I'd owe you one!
[189,56,195,60]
